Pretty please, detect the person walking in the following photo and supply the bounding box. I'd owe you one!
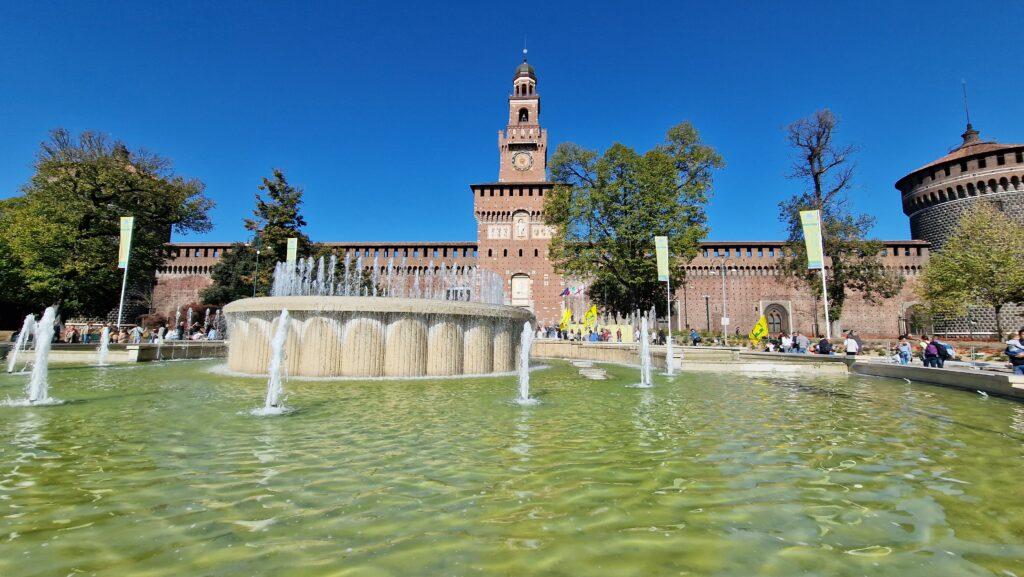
[1006,328,1024,376]
[843,333,860,356]
[129,324,143,344]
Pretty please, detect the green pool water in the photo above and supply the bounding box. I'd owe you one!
[1,360,1023,576]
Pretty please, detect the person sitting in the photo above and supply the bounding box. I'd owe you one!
[816,336,832,355]
[690,328,701,346]
[780,333,793,353]
[207,327,219,340]
[1006,328,1024,376]
[795,332,810,354]
[843,333,859,356]
[191,329,206,341]
[923,337,942,368]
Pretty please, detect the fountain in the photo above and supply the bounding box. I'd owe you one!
[636,316,653,388]
[225,258,533,378]
[252,310,290,416]
[515,320,537,405]
[6,314,36,374]
[96,326,111,366]
[25,306,59,404]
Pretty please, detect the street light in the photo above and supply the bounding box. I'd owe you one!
[710,258,735,345]
[251,233,263,297]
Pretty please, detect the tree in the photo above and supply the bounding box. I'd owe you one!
[203,169,310,301]
[777,110,902,328]
[544,122,723,315]
[918,203,1024,338]
[199,243,258,305]
[0,129,212,319]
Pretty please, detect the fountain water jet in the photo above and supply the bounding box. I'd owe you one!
[26,306,59,404]
[635,316,653,388]
[6,314,36,374]
[252,310,290,415]
[516,321,537,405]
[96,327,111,366]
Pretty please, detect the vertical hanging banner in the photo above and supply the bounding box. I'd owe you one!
[286,237,298,266]
[799,210,824,270]
[118,216,135,268]
[654,236,669,281]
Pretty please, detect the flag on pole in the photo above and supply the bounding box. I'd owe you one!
[558,308,572,331]
[559,287,570,297]
[748,315,769,344]
[118,217,134,269]
[286,237,298,266]
[583,305,598,331]
[799,210,824,270]
[654,235,669,281]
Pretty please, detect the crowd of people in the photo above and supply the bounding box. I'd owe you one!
[56,320,223,344]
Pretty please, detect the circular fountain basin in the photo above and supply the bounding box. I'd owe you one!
[223,296,534,378]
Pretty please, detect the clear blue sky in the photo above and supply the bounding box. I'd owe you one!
[2,1,1022,244]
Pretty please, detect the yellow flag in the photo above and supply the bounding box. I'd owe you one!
[749,315,769,344]
[558,308,572,331]
[582,305,598,331]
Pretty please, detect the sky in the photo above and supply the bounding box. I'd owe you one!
[2,1,1023,244]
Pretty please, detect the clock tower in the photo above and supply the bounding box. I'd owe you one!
[498,50,547,183]
[472,51,563,324]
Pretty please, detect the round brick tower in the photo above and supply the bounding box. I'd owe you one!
[896,124,1024,250]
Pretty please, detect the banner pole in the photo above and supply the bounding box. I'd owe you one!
[818,212,831,341]
[665,274,674,375]
[116,256,130,328]
[820,267,831,340]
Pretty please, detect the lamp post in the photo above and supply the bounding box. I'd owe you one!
[251,233,262,297]
[711,258,735,345]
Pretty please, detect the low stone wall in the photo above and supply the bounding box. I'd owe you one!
[531,341,1024,399]
[4,342,227,366]
[224,296,535,378]
[531,340,667,369]
[851,361,1024,399]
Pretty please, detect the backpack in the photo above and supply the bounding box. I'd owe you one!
[938,343,953,360]
[925,343,939,357]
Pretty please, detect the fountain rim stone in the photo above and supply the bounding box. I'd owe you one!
[224,295,536,321]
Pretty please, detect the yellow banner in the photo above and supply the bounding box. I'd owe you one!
[118,216,134,269]
[582,305,598,331]
[558,308,572,331]
[800,210,824,270]
[286,237,298,266]
[749,315,769,344]
[655,235,669,281]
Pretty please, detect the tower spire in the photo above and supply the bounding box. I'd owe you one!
[522,37,528,62]
[959,79,980,146]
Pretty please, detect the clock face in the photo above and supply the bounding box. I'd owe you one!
[512,151,533,171]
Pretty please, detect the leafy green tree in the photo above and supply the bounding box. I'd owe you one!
[0,129,212,318]
[918,203,1024,338]
[203,169,310,300]
[777,110,902,328]
[199,243,258,305]
[544,122,723,315]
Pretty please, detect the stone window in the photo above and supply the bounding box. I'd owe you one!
[518,108,529,122]
[978,157,987,169]
[944,166,951,177]
[960,161,968,173]
[1016,151,1023,163]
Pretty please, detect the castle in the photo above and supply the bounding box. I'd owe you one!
[152,55,1024,339]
